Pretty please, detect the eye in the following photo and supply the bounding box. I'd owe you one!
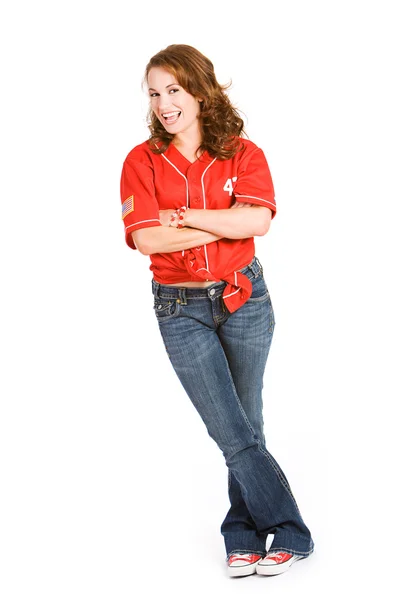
[149,92,159,98]
[169,88,179,94]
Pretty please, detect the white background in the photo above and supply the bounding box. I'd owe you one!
[1,1,399,598]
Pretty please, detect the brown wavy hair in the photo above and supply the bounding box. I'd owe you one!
[144,45,246,160]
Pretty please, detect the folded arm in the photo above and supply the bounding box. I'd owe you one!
[182,204,272,239]
[132,203,271,256]
[132,226,221,256]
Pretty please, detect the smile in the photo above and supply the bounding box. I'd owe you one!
[162,111,181,125]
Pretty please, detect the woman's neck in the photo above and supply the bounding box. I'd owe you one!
[173,130,202,152]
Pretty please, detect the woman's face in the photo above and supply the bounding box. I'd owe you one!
[147,67,201,141]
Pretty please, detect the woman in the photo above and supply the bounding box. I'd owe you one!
[120,44,314,578]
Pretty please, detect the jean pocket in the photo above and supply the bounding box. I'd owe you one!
[153,298,181,322]
[247,276,270,303]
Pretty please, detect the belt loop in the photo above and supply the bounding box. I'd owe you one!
[178,288,187,306]
[247,258,259,278]
[249,256,263,277]
[255,256,263,275]
[153,280,160,299]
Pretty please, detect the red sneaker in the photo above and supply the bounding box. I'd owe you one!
[227,552,264,577]
[256,551,303,576]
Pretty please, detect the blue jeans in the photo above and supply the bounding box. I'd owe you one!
[152,257,314,559]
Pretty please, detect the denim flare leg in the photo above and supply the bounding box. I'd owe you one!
[152,257,314,560]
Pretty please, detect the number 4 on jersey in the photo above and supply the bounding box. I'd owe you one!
[223,177,237,196]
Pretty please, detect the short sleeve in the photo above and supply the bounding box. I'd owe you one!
[233,147,276,218]
[120,155,162,250]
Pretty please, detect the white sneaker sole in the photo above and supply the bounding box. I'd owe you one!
[228,560,262,577]
[256,555,303,576]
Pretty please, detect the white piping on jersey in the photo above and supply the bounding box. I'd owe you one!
[160,151,190,258]
[222,271,240,299]
[223,287,241,300]
[200,158,217,273]
[204,244,210,273]
[235,195,276,210]
[160,153,189,207]
[200,158,217,208]
[125,219,161,231]
[157,152,218,272]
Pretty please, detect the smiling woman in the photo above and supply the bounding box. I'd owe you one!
[119,44,314,578]
[143,44,246,161]
[147,68,202,161]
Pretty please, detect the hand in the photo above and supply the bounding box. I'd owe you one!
[159,209,178,227]
[230,201,253,209]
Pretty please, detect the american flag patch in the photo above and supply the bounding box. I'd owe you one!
[122,195,134,219]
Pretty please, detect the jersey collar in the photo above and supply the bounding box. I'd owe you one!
[165,143,215,174]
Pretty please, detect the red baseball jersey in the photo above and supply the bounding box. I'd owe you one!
[120,137,276,312]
